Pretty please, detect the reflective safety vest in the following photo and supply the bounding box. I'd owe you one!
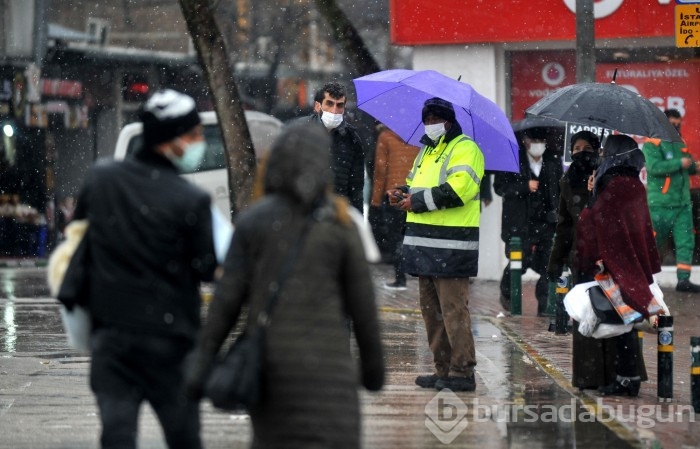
[402,134,484,278]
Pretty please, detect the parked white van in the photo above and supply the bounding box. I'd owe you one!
[114,110,284,217]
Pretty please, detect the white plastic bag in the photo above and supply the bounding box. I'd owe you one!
[348,207,381,263]
[591,322,633,339]
[59,305,91,352]
[634,279,670,333]
[563,281,600,336]
[211,205,234,264]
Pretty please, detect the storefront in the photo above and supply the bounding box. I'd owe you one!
[390,0,700,280]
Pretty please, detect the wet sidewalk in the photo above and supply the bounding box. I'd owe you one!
[0,263,698,448]
[371,263,700,448]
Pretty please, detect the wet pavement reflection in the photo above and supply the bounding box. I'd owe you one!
[0,266,640,448]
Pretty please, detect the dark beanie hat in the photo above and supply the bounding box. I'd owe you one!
[140,89,201,148]
[422,97,456,123]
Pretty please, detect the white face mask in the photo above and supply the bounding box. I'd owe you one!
[424,123,447,142]
[528,142,546,158]
[321,111,343,129]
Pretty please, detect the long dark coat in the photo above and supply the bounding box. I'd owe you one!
[547,168,627,389]
[493,147,562,245]
[188,123,384,449]
[575,170,659,387]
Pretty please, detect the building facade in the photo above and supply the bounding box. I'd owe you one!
[391,0,700,281]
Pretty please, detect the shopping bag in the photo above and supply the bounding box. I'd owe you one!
[47,219,92,352]
[593,270,642,325]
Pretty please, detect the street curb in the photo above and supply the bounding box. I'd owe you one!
[490,317,662,449]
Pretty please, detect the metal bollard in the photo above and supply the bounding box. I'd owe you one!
[691,336,700,413]
[509,237,522,315]
[545,280,557,318]
[554,267,570,335]
[657,315,674,402]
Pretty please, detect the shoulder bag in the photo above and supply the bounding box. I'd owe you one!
[205,220,311,411]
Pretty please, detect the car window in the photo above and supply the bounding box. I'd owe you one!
[125,124,225,174]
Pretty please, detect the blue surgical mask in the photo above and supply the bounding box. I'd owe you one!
[167,140,207,173]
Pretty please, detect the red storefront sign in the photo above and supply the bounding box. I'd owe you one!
[511,51,700,184]
[390,0,676,45]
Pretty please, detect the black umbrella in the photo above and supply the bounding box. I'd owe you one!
[511,116,564,133]
[511,116,566,158]
[525,82,682,143]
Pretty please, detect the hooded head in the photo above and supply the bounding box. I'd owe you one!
[264,121,334,209]
[593,134,645,191]
[140,89,201,149]
[421,97,456,124]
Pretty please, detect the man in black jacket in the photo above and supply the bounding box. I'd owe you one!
[310,82,365,212]
[73,89,217,449]
[494,128,562,316]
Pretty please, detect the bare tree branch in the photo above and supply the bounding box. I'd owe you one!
[313,0,381,76]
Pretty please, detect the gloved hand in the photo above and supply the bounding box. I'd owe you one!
[361,359,385,392]
[183,349,214,401]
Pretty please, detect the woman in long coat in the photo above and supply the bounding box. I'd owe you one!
[186,122,385,448]
[547,131,647,389]
[575,134,660,396]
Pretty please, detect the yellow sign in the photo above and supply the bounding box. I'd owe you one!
[676,4,700,48]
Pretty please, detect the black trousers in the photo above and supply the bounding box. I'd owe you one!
[90,328,201,449]
[613,330,640,378]
[370,198,407,282]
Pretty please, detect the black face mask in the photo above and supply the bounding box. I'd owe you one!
[571,151,598,172]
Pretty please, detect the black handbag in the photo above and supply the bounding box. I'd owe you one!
[204,221,311,411]
[588,284,624,325]
[205,329,265,410]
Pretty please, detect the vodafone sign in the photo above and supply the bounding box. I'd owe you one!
[562,0,624,19]
[391,0,676,45]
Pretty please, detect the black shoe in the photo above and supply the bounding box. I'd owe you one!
[435,374,476,392]
[676,279,700,293]
[499,294,511,312]
[598,376,640,397]
[384,281,407,291]
[415,374,445,388]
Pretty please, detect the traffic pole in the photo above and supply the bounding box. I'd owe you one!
[657,315,674,402]
[691,336,700,413]
[554,266,570,335]
[509,237,522,316]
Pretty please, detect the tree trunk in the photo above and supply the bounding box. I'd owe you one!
[313,0,381,76]
[179,0,256,219]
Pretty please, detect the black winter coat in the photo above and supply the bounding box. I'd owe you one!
[493,148,562,244]
[73,151,217,340]
[547,166,591,282]
[309,114,365,212]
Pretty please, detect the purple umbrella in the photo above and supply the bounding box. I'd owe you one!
[353,69,519,172]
